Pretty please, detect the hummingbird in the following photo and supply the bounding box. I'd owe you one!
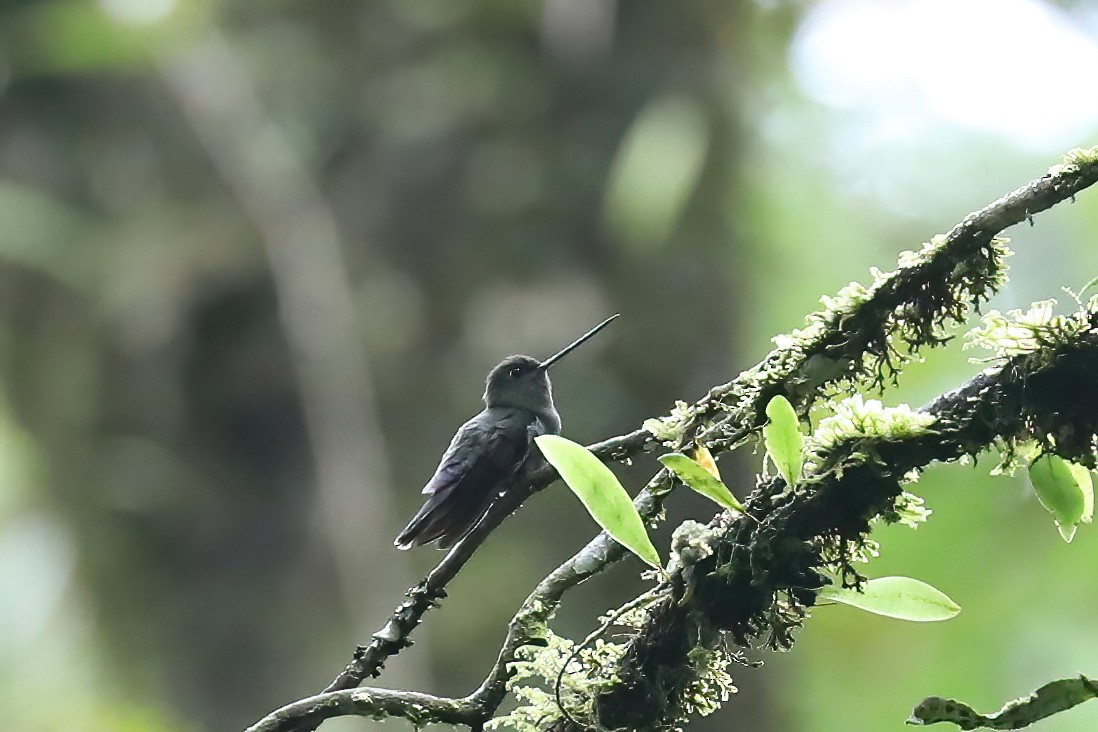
[394,314,619,550]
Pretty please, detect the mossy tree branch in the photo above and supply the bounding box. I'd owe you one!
[586,313,1098,731]
[251,147,1098,732]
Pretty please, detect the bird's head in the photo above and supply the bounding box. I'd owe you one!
[483,355,553,412]
[480,315,619,414]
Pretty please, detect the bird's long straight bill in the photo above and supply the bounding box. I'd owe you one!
[538,314,619,370]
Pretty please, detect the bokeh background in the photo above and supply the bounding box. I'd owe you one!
[2,0,1098,730]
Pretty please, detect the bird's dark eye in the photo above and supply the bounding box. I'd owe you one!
[508,366,523,378]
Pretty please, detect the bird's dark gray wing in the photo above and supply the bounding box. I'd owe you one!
[394,408,545,549]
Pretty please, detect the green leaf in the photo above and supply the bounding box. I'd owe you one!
[1068,462,1094,525]
[659,453,745,513]
[1029,454,1090,542]
[909,675,1098,729]
[818,576,961,622]
[535,435,661,568]
[763,395,803,487]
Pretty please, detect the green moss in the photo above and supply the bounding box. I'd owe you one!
[488,606,651,730]
[643,400,696,446]
[1049,145,1098,175]
[679,646,738,719]
[887,491,933,528]
[668,519,723,571]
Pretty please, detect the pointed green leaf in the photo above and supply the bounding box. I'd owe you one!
[763,395,803,487]
[659,453,745,512]
[1029,454,1089,542]
[536,435,661,568]
[909,675,1098,729]
[818,576,961,622]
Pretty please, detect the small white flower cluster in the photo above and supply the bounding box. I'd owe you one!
[964,298,1091,361]
[811,395,937,453]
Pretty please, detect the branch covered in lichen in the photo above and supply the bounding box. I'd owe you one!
[250,148,1098,732]
[577,303,1098,732]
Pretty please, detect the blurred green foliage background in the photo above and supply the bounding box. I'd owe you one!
[1,1,1097,730]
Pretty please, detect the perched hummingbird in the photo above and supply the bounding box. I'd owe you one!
[394,315,619,550]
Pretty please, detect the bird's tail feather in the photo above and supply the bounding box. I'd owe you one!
[394,492,492,550]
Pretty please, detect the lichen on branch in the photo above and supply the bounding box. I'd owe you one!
[583,302,1098,731]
